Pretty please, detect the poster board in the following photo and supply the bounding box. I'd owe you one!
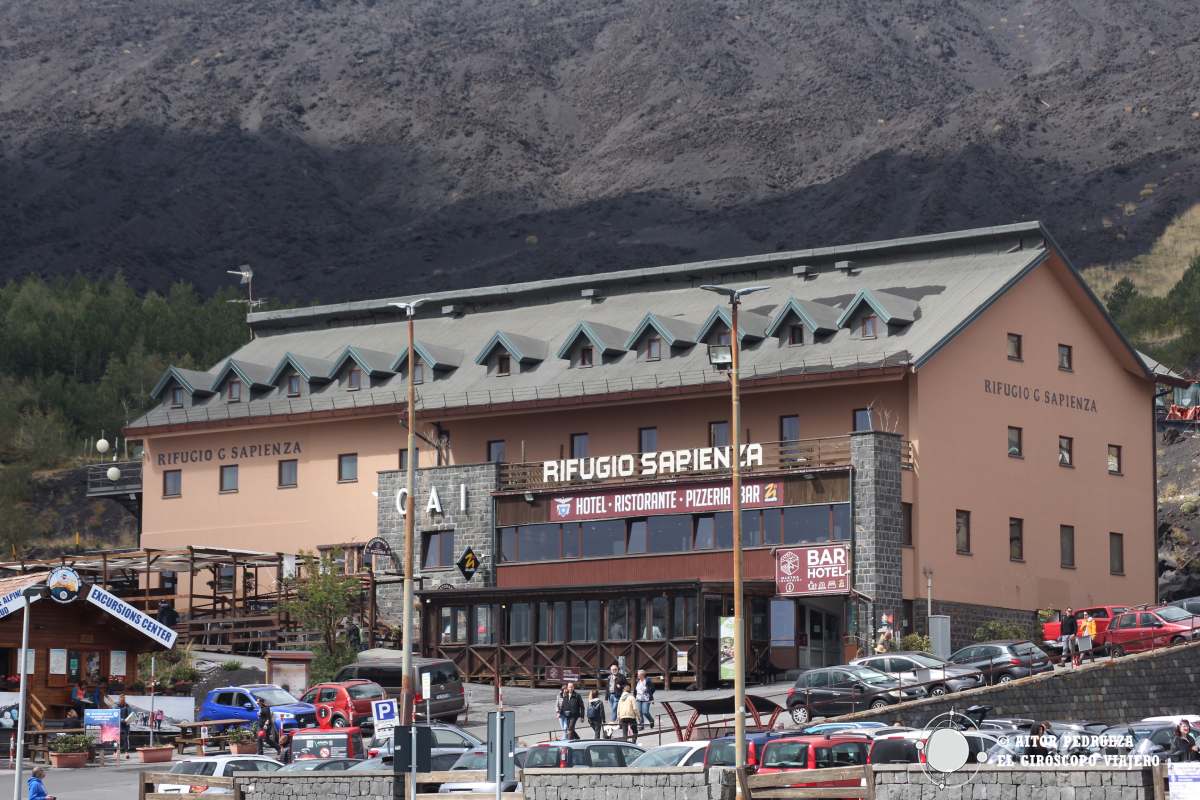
[1170,763,1200,800]
[110,650,127,679]
[718,617,736,681]
[49,649,67,675]
[84,708,121,746]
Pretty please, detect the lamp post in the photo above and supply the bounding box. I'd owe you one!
[12,584,44,800]
[700,283,769,794]
[388,299,429,724]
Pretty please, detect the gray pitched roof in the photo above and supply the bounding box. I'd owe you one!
[835,289,920,327]
[129,221,1154,430]
[1141,351,1190,386]
[268,353,337,384]
[555,322,630,359]
[150,367,215,399]
[395,341,464,371]
[766,298,841,336]
[213,359,274,388]
[333,346,396,376]
[696,305,770,342]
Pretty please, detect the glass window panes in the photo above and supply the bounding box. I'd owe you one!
[571,433,589,459]
[780,415,800,442]
[1009,518,1023,561]
[227,380,242,402]
[497,353,511,376]
[1108,444,1122,474]
[518,524,560,562]
[832,504,851,541]
[782,505,829,544]
[751,597,769,640]
[1058,436,1073,467]
[287,375,301,397]
[474,605,496,644]
[638,427,658,453]
[1110,532,1124,574]
[1060,525,1075,567]
[422,530,455,569]
[539,601,567,642]
[647,515,692,553]
[581,520,625,557]
[955,510,970,554]
[770,600,795,647]
[607,599,630,640]
[163,470,181,497]
[761,508,782,544]
[220,464,238,493]
[278,459,298,488]
[170,386,184,407]
[1007,333,1022,360]
[500,527,516,563]
[338,453,358,482]
[578,346,594,367]
[788,325,804,346]
[627,519,647,554]
[853,408,872,432]
[901,503,913,546]
[487,440,506,463]
[709,421,730,448]
[672,596,697,637]
[641,597,668,639]
[570,600,600,641]
[563,523,580,558]
[412,360,425,384]
[1008,427,1022,457]
[646,335,662,361]
[861,315,878,338]
[1058,344,1073,371]
[694,515,715,549]
[508,603,532,643]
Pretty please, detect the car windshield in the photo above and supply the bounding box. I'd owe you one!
[708,740,738,766]
[522,747,562,768]
[253,688,300,706]
[844,666,893,685]
[454,751,488,770]
[907,654,946,668]
[348,683,384,700]
[762,742,809,768]
[169,761,218,776]
[1156,606,1194,622]
[280,761,330,771]
[630,746,689,767]
[1012,642,1044,657]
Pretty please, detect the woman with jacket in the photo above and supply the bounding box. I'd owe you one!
[585,691,605,739]
[617,685,638,743]
[1170,721,1200,762]
[560,683,584,741]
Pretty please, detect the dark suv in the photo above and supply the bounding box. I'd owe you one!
[785,665,927,725]
[946,640,1051,684]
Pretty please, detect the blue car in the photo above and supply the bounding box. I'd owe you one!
[197,684,317,733]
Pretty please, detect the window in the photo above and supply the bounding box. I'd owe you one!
[1058,436,1073,467]
[170,386,184,408]
[1058,344,1073,371]
[538,601,567,643]
[1108,444,1123,475]
[220,465,239,493]
[474,605,497,644]
[286,375,301,397]
[715,328,732,346]
[1009,518,1024,562]
[563,523,580,557]
[901,502,913,546]
[780,415,800,442]
[627,519,647,554]
[640,597,668,640]
[570,433,589,459]
[709,421,730,448]
[422,530,455,569]
[487,440,506,463]
[439,607,467,644]
[227,379,242,402]
[517,524,560,562]
[1007,333,1022,361]
[1110,532,1125,575]
[496,353,511,376]
[398,448,419,471]
[646,334,662,361]
[217,565,235,592]
[646,515,692,553]
[570,600,601,641]
[578,345,594,368]
[607,598,631,640]
[163,470,182,497]
[1007,426,1023,457]
[853,408,872,432]
[861,314,878,339]
[788,325,804,346]
[347,367,363,390]
[1060,525,1075,568]
[508,603,532,643]
[278,459,298,488]
[694,515,715,550]
[673,596,697,637]
[412,360,425,385]
[782,505,833,545]
[638,427,658,454]
[955,510,970,554]
[338,453,358,482]
[581,519,625,557]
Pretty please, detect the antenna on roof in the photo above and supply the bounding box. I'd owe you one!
[225,264,264,339]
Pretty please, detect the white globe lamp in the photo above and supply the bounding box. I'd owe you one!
[96,438,110,455]
[106,466,121,482]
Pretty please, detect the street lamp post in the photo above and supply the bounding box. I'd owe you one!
[12,585,44,800]
[700,284,769,795]
[389,299,429,724]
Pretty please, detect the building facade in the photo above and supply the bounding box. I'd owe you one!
[129,222,1167,685]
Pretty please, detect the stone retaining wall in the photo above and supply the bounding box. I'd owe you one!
[872,765,1158,799]
[238,770,393,799]
[524,766,733,800]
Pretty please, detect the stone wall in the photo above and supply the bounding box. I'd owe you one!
[237,770,393,800]
[911,598,1040,653]
[872,765,1157,800]
[850,431,904,633]
[524,766,734,800]
[376,462,499,621]
[839,638,1200,727]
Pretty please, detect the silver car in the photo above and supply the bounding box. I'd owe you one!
[851,651,984,695]
[437,746,529,793]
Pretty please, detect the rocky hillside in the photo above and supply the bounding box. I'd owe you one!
[2,0,1200,301]
[1158,428,1200,601]
[17,465,138,560]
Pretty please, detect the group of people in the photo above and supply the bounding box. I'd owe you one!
[555,664,656,742]
[1057,608,1098,668]
[67,683,139,756]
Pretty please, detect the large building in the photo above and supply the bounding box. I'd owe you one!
[128,222,1171,686]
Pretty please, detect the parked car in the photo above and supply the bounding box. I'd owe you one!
[155,755,281,794]
[366,721,482,759]
[351,749,466,776]
[334,651,466,722]
[757,733,871,790]
[786,665,927,724]
[799,722,890,735]
[870,729,1012,765]
[945,641,1051,684]
[706,730,800,771]
[1106,606,1200,656]
[197,685,317,732]
[437,746,530,793]
[1169,596,1200,616]
[1040,606,1128,657]
[287,727,367,762]
[1098,722,1180,757]
[522,739,645,768]
[628,742,709,767]
[277,758,361,772]
[299,680,385,728]
[851,651,985,695]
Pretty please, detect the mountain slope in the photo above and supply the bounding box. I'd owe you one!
[2,0,1200,300]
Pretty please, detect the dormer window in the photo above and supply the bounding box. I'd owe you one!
[646,335,662,361]
[412,359,425,385]
[227,379,242,402]
[348,367,363,390]
[170,386,184,408]
[715,329,731,346]
[578,345,594,368]
[788,325,804,346]
[861,314,878,339]
[497,353,511,376]
[286,375,301,397]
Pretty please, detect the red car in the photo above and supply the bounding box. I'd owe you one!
[299,680,386,728]
[756,733,871,793]
[1106,606,1200,656]
[1040,605,1129,657]
[288,727,367,761]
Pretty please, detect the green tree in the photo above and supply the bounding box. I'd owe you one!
[281,551,359,681]
[973,619,1034,642]
[1104,276,1138,320]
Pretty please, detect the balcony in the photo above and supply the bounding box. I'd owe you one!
[86,461,143,497]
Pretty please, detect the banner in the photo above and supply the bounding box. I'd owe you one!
[84,708,121,745]
[718,617,736,681]
[85,585,177,648]
[1170,763,1200,800]
[550,479,781,522]
[0,586,39,621]
[775,543,852,596]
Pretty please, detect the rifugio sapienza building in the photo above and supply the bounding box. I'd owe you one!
[128,222,1182,688]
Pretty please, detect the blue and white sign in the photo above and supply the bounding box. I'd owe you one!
[371,698,399,731]
[0,587,39,620]
[85,585,177,648]
[1170,763,1200,800]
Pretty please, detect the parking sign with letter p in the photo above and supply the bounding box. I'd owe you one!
[372,698,399,731]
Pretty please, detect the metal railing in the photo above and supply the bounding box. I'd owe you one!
[85,461,143,496]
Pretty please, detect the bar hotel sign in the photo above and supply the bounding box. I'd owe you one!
[775,544,851,597]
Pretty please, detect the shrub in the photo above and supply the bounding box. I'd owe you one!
[50,733,94,753]
[221,660,244,671]
[1182,500,1198,515]
[974,620,1034,642]
[899,633,932,652]
[226,726,256,744]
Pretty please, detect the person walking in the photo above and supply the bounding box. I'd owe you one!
[255,697,278,756]
[1025,722,1053,761]
[1059,608,1076,669]
[617,685,638,743]
[555,685,569,740]
[1170,721,1200,762]
[116,694,132,758]
[1077,611,1097,665]
[585,690,605,740]
[604,663,628,722]
[27,767,50,800]
[561,683,584,741]
[634,670,655,730]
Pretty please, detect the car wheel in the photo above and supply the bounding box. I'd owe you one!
[789,705,810,725]
[997,674,1014,685]
[869,699,889,710]
[331,716,348,728]
[1110,645,1125,658]
[1171,636,1185,646]
[929,685,948,697]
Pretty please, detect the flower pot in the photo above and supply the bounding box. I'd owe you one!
[230,742,258,754]
[49,751,88,768]
[137,745,175,763]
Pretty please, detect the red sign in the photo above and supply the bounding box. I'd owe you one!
[775,544,852,596]
[549,479,782,522]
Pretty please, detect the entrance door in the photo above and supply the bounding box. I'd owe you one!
[701,595,725,687]
[769,599,797,672]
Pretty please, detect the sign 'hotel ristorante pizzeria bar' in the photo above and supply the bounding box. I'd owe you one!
[551,479,782,522]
